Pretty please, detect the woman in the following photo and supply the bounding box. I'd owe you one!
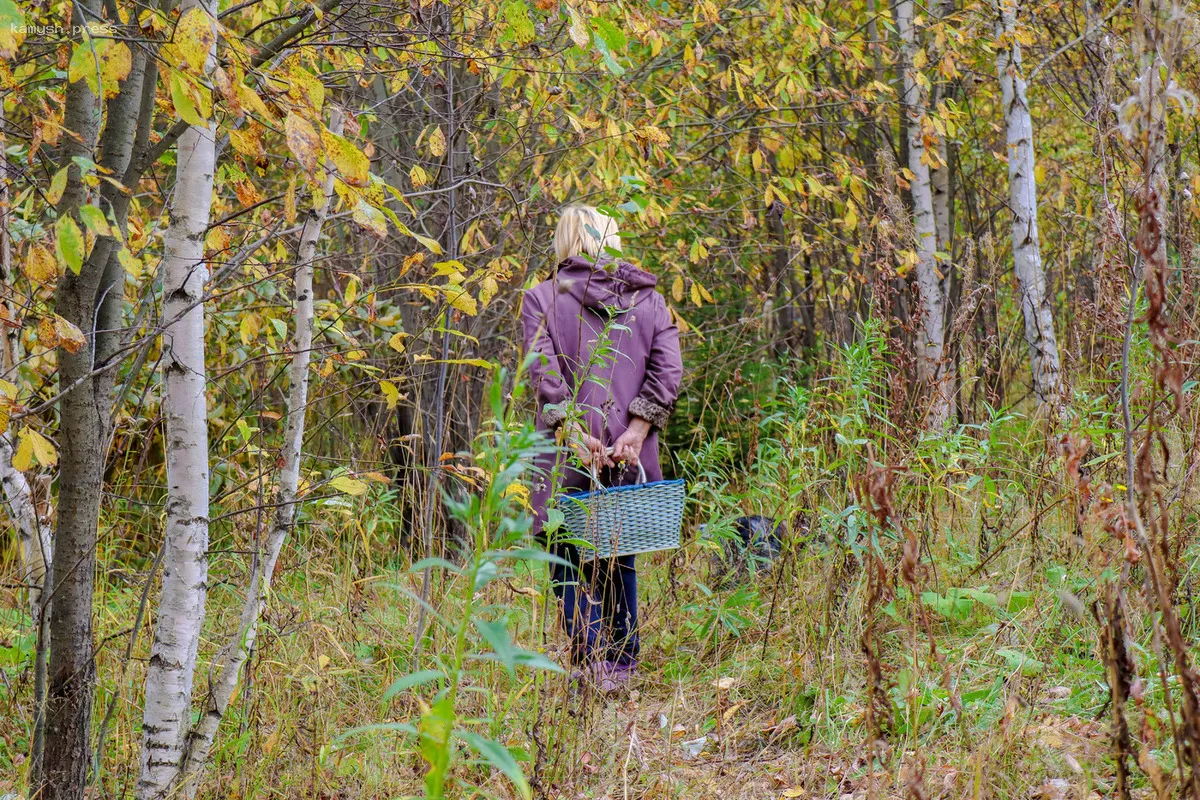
[523,205,683,692]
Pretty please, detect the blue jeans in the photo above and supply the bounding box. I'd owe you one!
[550,542,639,667]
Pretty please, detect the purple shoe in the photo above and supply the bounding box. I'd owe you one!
[593,660,636,694]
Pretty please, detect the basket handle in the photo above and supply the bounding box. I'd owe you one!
[588,446,647,488]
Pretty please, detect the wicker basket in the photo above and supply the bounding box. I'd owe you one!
[559,457,685,560]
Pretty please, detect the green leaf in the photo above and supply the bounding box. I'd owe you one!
[502,0,535,45]
[456,731,532,800]
[55,216,85,275]
[171,72,205,126]
[543,508,565,535]
[419,697,456,797]
[409,557,463,575]
[68,33,101,94]
[0,0,24,30]
[382,669,445,701]
[486,547,573,569]
[78,205,111,237]
[473,618,564,675]
[591,17,626,51]
[996,647,1045,676]
[590,31,625,76]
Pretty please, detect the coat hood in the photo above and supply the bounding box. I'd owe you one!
[554,255,658,312]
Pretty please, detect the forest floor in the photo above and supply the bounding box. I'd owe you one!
[0,498,1153,800]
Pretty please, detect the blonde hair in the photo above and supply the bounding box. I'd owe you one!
[553,205,621,264]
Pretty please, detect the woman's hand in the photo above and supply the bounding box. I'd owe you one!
[611,417,652,467]
[570,424,611,469]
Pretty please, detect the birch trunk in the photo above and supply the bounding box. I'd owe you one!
[137,0,217,795]
[896,0,951,428]
[930,0,957,421]
[177,109,342,797]
[995,0,1063,407]
[0,435,51,620]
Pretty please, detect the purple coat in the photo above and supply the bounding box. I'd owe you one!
[523,255,683,533]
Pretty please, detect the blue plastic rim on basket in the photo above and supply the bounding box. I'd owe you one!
[558,451,686,561]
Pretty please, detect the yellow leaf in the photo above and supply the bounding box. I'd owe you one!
[237,82,274,121]
[427,125,446,158]
[479,274,499,306]
[697,282,714,303]
[322,127,369,186]
[689,281,702,307]
[285,113,322,175]
[47,167,69,205]
[502,482,530,509]
[388,332,408,353]
[352,198,388,238]
[23,244,58,284]
[54,316,86,353]
[100,41,132,98]
[239,313,260,345]
[174,7,216,73]
[379,379,401,409]
[670,275,684,302]
[228,125,264,159]
[12,432,34,471]
[751,149,764,171]
[330,475,368,496]
[444,286,477,316]
[27,428,57,467]
[843,200,858,230]
[414,234,443,255]
[410,165,429,189]
[37,317,58,350]
[287,65,324,114]
[400,253,424,276]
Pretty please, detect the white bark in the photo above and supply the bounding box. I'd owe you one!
[930,0,954,255]
[0,435,52,621]
[137,0,217,796]
[897,0,951,428]
[996,0,1063,408]
[177,109,342,798]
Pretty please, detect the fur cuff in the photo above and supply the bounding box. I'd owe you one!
[629,396,671,429]
[540,403,568,429]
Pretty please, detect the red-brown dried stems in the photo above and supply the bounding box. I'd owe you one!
[855,453,960,794]
[1062,2,1200,793]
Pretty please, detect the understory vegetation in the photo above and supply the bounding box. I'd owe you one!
[3,0,1200,797]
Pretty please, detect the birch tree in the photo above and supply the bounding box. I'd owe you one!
[138,2,218,796]
[177,108,343,797]
[995,0,1062,407]
[897,0,951,427]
